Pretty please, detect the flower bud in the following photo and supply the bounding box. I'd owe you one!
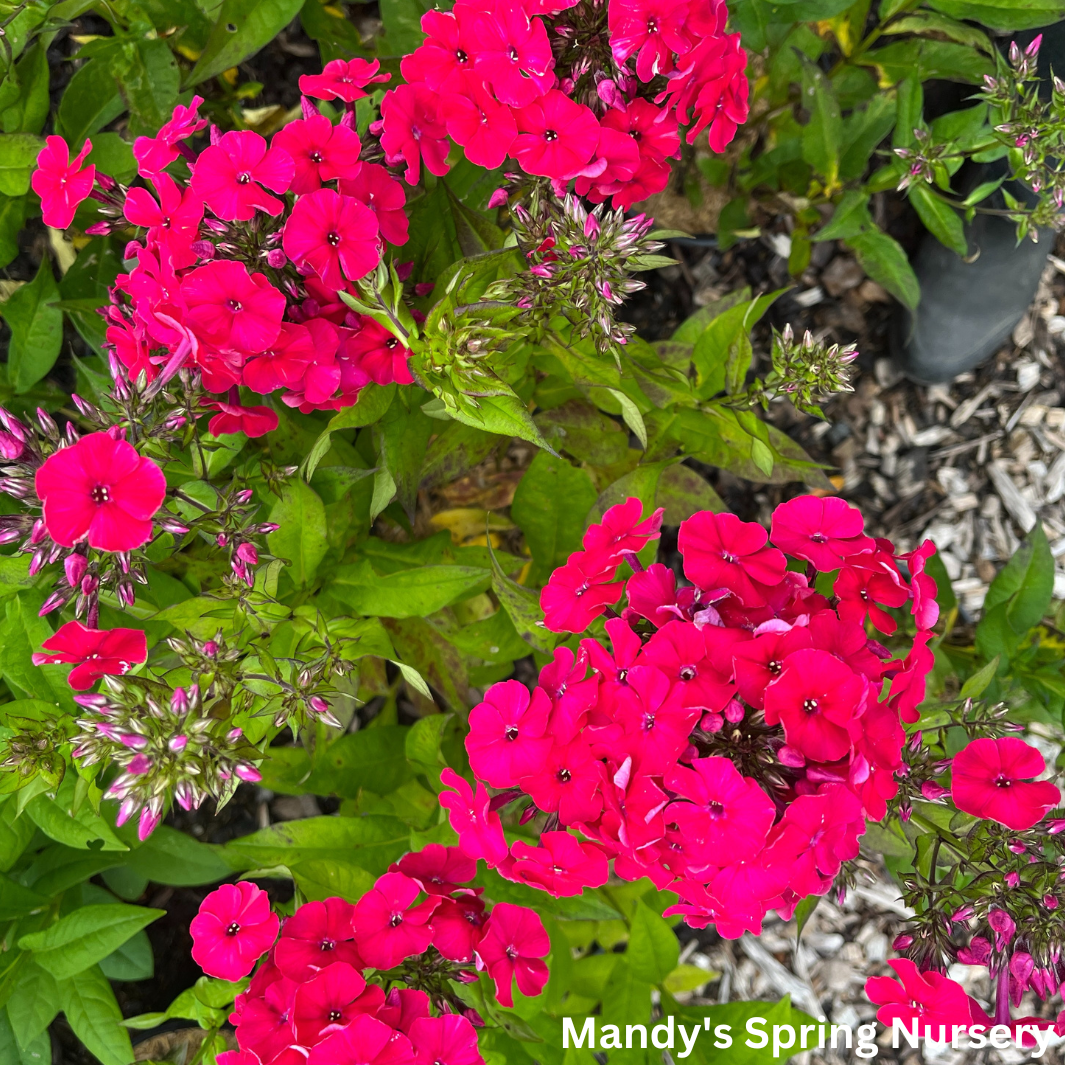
[64,553,88,588]
[169,734,188,753]
[236,764,262,783]
[951,905,975,923]
[236,542,258,565]
[892,934,914,950]
[137,806,161,840]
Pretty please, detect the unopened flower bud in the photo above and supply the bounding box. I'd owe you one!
[235,764,262,783]
[64,553,88,588]
[893,934,914,951]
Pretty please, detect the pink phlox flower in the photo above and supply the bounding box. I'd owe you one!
[512,91,600,179]
[182,259,286,355]
[242,321,322,395]
[300,58,391,103]
[204,400,278,439]
[834,559,909,635]
[901,539,940,631]
[408,1015,485,1065]
[770,494,875,571]
[392,844,476,895]
[33,620,147,691]
[642,619,735,712]
[519,738,603,825]
[133,96,207,176]
[763,647,866,762]
[306,1014,415,1065]
[352,872,440,970]
[35,431,166,552]
[191,130,294,220]
[378,84,451,186]
[32,136,95,229]
[886,629,934,724]
[274,896,361,981]
[401,10,474,92]
[467,3,555,107]
[283,188,381,292]
[438,768,509,866]
[541,549,624,633]
[951,737,1060,830]
[293,961,368,1045]
[123,173,204,269]
[509,831,609,897]
[377,988,430,1035]
[342,319,413,386]
[339,163,409,246]
[608,0,693,81]
[474,902,550,1006]
[466,679,551,787]
[427,895,487,963]
[237,972,300,1064]
[440,73,518,171]
[865,959,977,1030]
[272,113,363,194]
[615,664,701,773]
[190,881,280,981]
[582,496,664,559]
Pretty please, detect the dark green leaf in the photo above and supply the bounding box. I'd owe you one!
[379,0,433,56]
[448,393,556,453]
[383,616,469,710]
[893,74,924,150]
[113,38,181,140]
[375,392,435,520]
[511,452,597,584]
[187,0,308,88]
[3,258,61,393]
[983,523,1054,633]
[489,545,557,655]
[909,185,967,256]
[840,97,895,181]
[124,824,231,886]
[5,960,59,1051]
[308,727,413,797]
[0,194,26,268]
[332,559,490,617]
[56,57,124,148]
[99,929,153,982]
[863,39,994,84]
[799,55,842,186]
[927,0,1065,31]
[846,229,920,309]
[794,894,821,940]
[1,44,48,136]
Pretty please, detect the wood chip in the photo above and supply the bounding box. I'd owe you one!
[987,460,1038,532]
[950,382,998,428]
[740,935,825,1021]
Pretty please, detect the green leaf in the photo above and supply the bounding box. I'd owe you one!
[984,523,1054,634]
[0,194,26,268]
[0,132,42,196]
[909,185,967,256]
[56,57,124,149]
[884,11,992,51]
[815,191,872,242]
[960,656,1000,699]
[99,928,153,982]
[840,95,896,182]
[224,815,410,876]
[307,727,413,797]
[600,956,653,1028]
[303,383,395,479]
[894,73,924,150]
[375,392,434,520]
[19,903,164,980]
[0,1006,50,1064]
[2,257,61,393]
[292,859,375,903]
[488,545,557,654]
[25,791,127,852]
[627,900,679,985]
[0,794,35,871]
[511,451,598,584]
[187,0,308,87]
[862,39,994,84]
[1,44,48,136]
[383,616,469,710]
[379,0,434,55]
[0,871,48,919]
[124,824,231,886]
[113,38,180,140]
[267,481,328,588]
[799,55,842,186]
[5,959,59,1051]
[655,462,725,523]
[534,400,629,466]
[448,393,556,454]
[846,229,920,310]
[332,559,490,617]
[794,894,821,940]
[927,0,1065,31]
[58,964,134,1065]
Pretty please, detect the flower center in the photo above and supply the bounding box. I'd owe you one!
[647,16,659,32]
[721,551,737,564]
[810,533,828,543]
[995,775,1013,788]
[236,172,252,185]
[456,49,468,63]
[644,714,655,731]
[508,46,520,62]
[327,231,341,246]
[505,945,518,960]
[544,129,559,142]
[227,298,243,313]
[803,698,819,713]
[679,666,696,681]
[321,938,335,951]
[768,659,782,675]
[226,922,241,936]
[90,484,111,504]
[310,151,323,163]
[329,1009,343,1022]
[386,338,399,349]
[707,800,724,818]
[389,913,403,928]
[557,768,572,783]
[504,725,519,741]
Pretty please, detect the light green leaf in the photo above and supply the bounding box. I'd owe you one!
[909,185,967,256]
[99,928,153,981]
[2,256,61,392]
[846,229,920,310]
[927,0,1065,31]
[0,1005,50,1064]
[187,0,308,88]
[800,55,842,186]
[984,523,1054,634]
[0,132,43,196]
[302,383,395,479]
[58,964,134,1065]
[627,900,679,985]
[332,558,490,617]
[6,959,59,1051]
[19,903,164,980]
[124,824,231,887]
[25,791,127,852]
[448,393,557,454]
[267,481,328,588]
[607,388,648,448]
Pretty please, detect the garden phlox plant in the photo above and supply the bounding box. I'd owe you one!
[189,846,549,1065]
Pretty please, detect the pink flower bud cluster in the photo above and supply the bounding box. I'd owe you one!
[442,495,940,938]
[190,849,550,1065]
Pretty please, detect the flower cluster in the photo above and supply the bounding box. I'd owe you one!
[441,495,939,936]
[190,851,550,1065]
[380,0,748,207]
[33,85,416,423]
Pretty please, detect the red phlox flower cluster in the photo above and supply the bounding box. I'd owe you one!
[443,495,940,937]
[39,90,416,431]
[379,0,747,208]
[192,853,549,1065]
